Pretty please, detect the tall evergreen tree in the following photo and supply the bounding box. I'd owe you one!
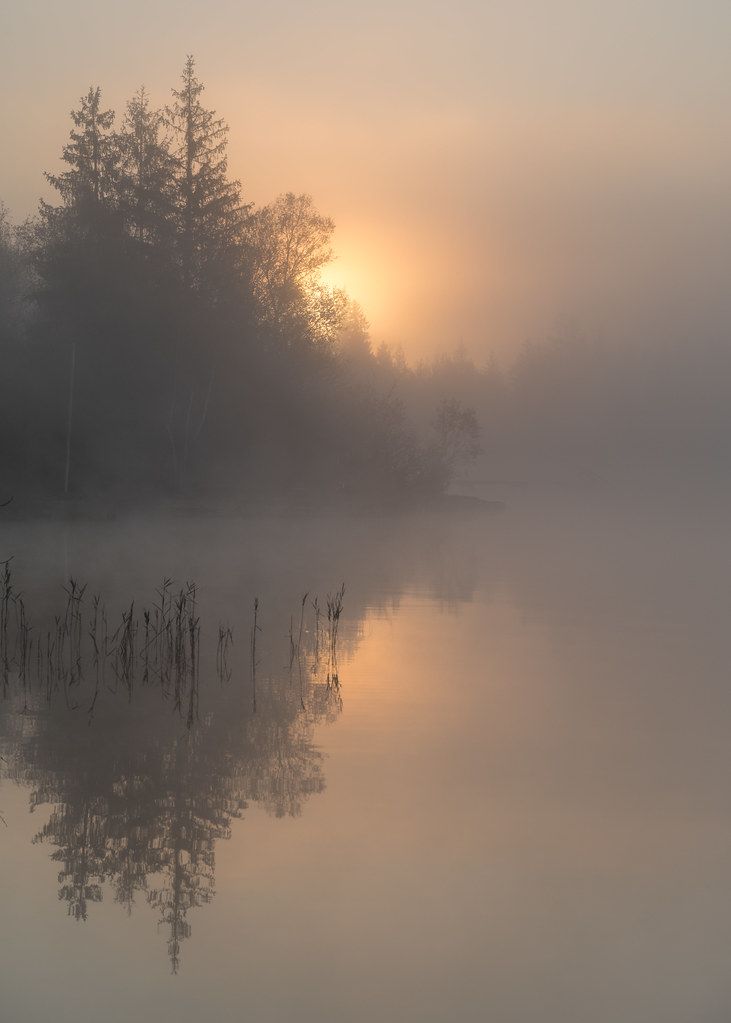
[164,56,246,294]
[116,87,176,248]
[45,87,118,224]
[36,85,122,313]
[35,87,166,495]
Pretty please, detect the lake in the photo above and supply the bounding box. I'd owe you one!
[2,494,731,1022]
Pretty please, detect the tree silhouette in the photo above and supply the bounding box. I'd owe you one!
[46,87,118,215]
[3,651,339,973]
[247,192,339,349]
[116,87,177,249]
[165,56,246,294]
[0,57,476,504]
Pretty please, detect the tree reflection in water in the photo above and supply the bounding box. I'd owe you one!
[0,576,344,973]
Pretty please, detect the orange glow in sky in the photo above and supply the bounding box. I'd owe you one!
[3,2,731,361]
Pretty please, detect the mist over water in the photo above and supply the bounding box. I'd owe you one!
[2,497,731,1021]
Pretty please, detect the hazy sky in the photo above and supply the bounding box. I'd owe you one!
[3,1,731,360]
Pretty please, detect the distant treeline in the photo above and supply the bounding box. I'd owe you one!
[0,57,478,507]
[389,334,731,488]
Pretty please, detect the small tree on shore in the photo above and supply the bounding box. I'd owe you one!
[432,397,481,478]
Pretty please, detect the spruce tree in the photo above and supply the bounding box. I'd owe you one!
[116,87,176,248]
[45,87,118,224]
[164,56,246,294]
[36,87,169,494]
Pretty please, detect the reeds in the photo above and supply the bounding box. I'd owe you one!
[1,558,13,691]
[311,595,322,667]
[250,597,260,712]
[16,595,32,710]
[326,583,345,689]
[216,624,233,684]
[0,564,347,727]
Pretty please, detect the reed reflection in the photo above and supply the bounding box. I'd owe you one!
[0,568,345,973]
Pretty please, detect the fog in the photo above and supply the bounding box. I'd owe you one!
[2,5,731,1021]
[2,47,731,504]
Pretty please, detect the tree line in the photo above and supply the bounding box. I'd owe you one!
[0,57,477,508]
[5,55,713,507]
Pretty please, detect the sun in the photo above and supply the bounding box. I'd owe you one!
[318,249,387,326]
[318,259,353,295]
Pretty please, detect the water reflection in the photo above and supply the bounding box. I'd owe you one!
[5,504,731,1019]
[0,574,344,973]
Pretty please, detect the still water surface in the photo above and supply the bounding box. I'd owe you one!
[1,498,731,1022]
